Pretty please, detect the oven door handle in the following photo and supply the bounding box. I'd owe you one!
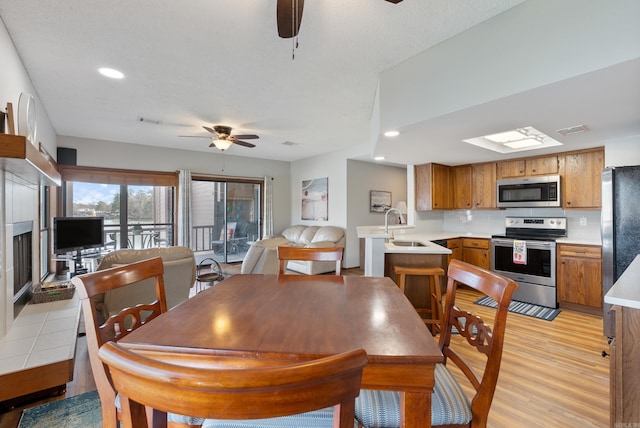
[491,238,555,250]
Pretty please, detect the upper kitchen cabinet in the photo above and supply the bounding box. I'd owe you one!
[415,163,452,210]
[561,148,604,209]
[472,162,497,209]
[497,155,559,179]
[452,164,473,209]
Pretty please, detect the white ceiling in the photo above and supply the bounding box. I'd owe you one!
[1,0,638,166]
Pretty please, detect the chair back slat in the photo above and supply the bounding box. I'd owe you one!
[277,246,343,275]
[71,257,168,428]
[99,342,367,427]
[438,259,518,427]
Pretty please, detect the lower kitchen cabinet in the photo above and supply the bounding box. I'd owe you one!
[461,238,490,270]
[610,306,640,425]
[557,243,602,313]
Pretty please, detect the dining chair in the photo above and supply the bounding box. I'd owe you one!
[355,259,518,428]
[72,257,202,428]
[98,341,368,428]
[277,246,344,275]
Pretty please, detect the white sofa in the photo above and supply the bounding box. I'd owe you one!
[218,225,345,277]
[273,225,345,274]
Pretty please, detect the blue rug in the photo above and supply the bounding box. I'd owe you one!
[474,296,560,321]
[19,390,101,428]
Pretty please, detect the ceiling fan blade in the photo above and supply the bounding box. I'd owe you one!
[178,135,210,138]
[202,126,219,135]
[277,0,304,39]
[232,134,259,140]
[232,140,256,148]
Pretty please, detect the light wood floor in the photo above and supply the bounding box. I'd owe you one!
[0,268,609,427]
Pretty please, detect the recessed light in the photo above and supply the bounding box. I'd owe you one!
[384,130,399,137]
[374,156,385,161]
[98,67,124,79]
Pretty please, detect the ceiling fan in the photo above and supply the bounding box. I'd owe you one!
[277,0,403,39]
[181,125,259,151]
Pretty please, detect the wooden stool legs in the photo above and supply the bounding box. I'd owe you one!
[393,266,445,335]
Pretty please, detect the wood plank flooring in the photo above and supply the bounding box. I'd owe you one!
[0,268,609,427]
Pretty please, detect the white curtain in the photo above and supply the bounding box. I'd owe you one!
[263,176,274,238]
[177,170,192,247]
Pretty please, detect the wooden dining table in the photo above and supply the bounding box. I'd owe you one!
[120,273,444,427]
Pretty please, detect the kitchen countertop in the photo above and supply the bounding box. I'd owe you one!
[604,254,640,309]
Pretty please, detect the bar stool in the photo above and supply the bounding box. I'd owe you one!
[393,265,445,335]
[196,258,224,293]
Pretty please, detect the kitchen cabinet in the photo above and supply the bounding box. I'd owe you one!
[497,155,558,179]
[472,162,497,208]
[452,165,473,209]
[610,306,640,425]
[561,148,604,209]
[415,163,451,210]
[462,238,490,270]
[557,244,602,311]
[446,238,462,267]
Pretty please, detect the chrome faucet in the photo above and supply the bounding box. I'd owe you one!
[385,208,402,236]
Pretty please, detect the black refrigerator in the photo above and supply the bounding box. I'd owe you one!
[601,165,640,338]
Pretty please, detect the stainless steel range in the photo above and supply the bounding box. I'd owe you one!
[491,216,567,308]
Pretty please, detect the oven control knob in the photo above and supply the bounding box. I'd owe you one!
[549,220,555,225]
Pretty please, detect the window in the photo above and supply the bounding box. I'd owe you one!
[59,166,177,251]
[191,178,262,264]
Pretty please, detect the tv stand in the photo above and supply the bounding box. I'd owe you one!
[71,249,88,277]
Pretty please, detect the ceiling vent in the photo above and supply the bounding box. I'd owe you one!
[557,125,589,136]
[282,141,298,146]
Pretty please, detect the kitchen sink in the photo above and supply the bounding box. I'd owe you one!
[391,241,425,247]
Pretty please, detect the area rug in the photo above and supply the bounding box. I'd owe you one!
[474,296,560,321]
[19,390,101,428]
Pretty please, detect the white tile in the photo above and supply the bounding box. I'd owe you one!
[13,309,47,327]
[41,316,78,333]
[0,337,36,359]
[33,330,75,352]
[0,355,28,375]
[26,345,71,368]
[1,322,42,341]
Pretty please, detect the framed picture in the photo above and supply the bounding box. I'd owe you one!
[370,190,391,213]
[301,177,328,220]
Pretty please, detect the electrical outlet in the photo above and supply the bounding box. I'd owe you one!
[579,217,587,227]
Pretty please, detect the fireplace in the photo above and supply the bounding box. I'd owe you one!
[13,221,33,318]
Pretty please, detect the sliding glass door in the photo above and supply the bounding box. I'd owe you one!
[191,179,262,264]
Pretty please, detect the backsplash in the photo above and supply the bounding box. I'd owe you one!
[416,208,601,242]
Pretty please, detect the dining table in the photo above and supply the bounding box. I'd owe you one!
[119,273,444,427]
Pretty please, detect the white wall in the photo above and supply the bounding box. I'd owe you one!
[605,137,640,167]
[1,19,57,337]
[346,160,406,268]
[57,136,293,236]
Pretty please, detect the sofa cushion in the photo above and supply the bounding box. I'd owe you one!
[311,226,344,244]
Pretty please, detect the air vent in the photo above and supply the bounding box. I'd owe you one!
[137,117,163,125]
[282,141,298,146]
[557,125,589,136]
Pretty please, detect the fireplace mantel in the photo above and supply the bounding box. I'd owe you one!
[0,134,61,186]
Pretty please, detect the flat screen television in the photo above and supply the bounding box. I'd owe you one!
[53,216,105,254]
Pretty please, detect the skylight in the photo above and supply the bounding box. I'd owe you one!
[463,126,562,154]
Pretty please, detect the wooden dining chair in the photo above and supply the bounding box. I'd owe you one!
[277,246,344,275]
[355,259,518,428]
[98,341,368,428]
[72,257,202,428]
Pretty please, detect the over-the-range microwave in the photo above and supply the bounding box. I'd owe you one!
[496,174,561,208]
